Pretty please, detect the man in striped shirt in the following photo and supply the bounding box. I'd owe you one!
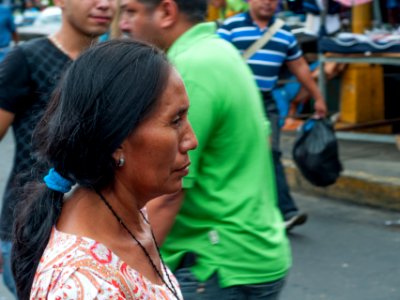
[218,0,327,231]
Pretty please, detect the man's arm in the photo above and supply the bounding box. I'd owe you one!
[0,108,14,140]
[146,189,185,245]
[286,56,327,117]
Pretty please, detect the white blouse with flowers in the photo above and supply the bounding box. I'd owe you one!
[30,227,182,300]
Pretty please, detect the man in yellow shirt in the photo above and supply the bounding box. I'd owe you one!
[208,0,248,21]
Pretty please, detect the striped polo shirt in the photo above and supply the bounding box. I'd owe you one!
[218,12,302,92]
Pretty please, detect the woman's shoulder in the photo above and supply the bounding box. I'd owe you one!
[31,228,181,299]
[38,227,121,269]
[31,228,126,299]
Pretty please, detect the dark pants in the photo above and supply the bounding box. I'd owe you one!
[175,268,286,300]
[263,92,298,219]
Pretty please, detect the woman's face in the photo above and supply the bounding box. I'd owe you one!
[115,68,197,200]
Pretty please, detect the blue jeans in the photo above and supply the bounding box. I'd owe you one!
[1,241,16,297]
[175,268,286,300]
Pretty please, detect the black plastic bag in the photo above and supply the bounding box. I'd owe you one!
[292,118,342,187]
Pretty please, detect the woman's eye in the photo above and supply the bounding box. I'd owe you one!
[172,116,182,126]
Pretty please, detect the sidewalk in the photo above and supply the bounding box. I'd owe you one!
[281,130,400,211]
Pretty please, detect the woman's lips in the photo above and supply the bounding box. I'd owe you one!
[174,163,190,176]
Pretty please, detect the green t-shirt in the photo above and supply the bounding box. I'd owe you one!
[163,22,291,288]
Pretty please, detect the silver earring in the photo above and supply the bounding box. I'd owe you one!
[117,157,125,167]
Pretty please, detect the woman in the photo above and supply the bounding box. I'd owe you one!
[11,40,197,300]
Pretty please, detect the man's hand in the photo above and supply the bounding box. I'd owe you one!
[314,97,327,118]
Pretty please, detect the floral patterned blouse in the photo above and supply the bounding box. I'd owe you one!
[30,227,182,299]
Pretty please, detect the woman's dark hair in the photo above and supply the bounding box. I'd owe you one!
[12,39,171,299]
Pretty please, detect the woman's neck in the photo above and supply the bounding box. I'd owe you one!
[56,186,145,242]
[96,186,145,232]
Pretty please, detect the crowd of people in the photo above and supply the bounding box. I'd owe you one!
[0,0,330,299]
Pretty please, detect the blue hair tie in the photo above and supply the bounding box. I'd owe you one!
[44,168,74,193]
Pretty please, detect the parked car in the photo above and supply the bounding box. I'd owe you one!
[17,6,61,40]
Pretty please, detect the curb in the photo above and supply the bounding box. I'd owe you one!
[283,158,400,211]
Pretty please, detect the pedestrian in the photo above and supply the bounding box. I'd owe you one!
[0,0,115,296]
[120,0,291,298]
[209,0,248,21]
[12,39,196,300]
[218,0,327,231]
[0,1,18,61]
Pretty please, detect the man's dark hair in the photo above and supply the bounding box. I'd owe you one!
[139,0,207,23]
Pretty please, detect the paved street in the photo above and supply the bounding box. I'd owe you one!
[0,132,400,299]
[281,194,400,300]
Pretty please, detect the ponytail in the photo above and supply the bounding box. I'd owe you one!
[12,182,64,300]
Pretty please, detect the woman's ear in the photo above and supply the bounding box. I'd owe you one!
[112,146,124,166]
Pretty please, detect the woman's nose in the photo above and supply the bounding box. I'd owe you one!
[181,121,198,153]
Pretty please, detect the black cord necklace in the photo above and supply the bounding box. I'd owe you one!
[95,189,180,300]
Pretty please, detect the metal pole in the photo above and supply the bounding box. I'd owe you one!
[318,0,328,100]
[373,0,382,27]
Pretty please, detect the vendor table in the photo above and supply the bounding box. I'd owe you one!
[318,52,400,99]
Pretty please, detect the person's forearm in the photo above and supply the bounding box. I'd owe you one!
[290,58,322,101]
[146,190,185,245]
[0,109,15,141]
[302,76,323,102]
[298,71,327,116]
[287,57,327,116]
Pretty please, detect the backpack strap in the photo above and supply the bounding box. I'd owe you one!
[242,18,285,60]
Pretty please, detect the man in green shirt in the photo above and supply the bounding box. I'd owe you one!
[120,0,291,298]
